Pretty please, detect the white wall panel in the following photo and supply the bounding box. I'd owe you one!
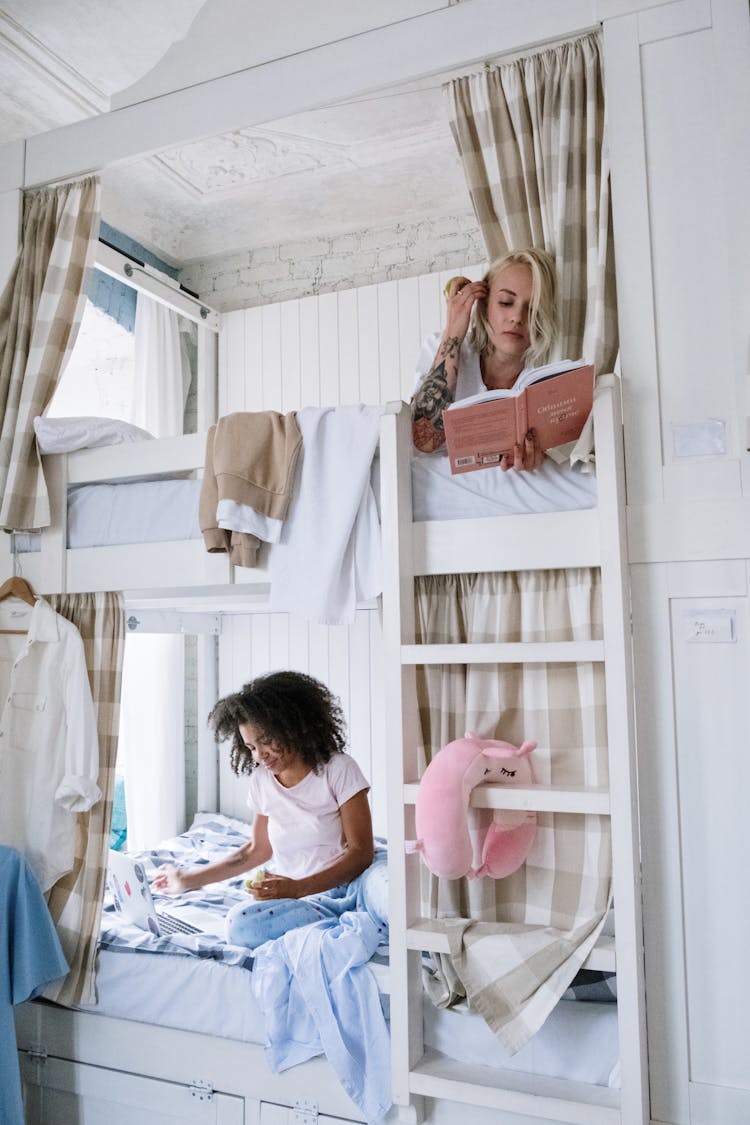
[218,610,384,835]
[670,588,750,1093]
[216,263,482,832]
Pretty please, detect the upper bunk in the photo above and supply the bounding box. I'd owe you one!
[1,374,620,601]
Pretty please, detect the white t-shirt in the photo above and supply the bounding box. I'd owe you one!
[246,753,370,881]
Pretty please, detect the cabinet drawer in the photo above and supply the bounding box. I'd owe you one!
[21,1055,244,1125]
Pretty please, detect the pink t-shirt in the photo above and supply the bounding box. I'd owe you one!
[246,753,370,880]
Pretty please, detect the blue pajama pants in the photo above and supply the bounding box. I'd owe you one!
[225,851,388,951]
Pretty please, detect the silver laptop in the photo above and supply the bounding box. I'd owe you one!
[107,849,224,938]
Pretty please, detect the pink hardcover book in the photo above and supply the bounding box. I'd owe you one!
[442,361,595,475]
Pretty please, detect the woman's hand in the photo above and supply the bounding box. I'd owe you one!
[500,429,544,473]
[151,864,189,896]
[246,873,301,901]
[443,277,487,342]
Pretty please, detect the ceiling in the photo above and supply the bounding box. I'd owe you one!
[0,0,474,266]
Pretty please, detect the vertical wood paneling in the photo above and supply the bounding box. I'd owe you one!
[318,292,340,407]
[307,620,331,689]
[279,301,301,414]
[376,280,401,403]
[337,288,359,404]
[260,303,283,412]
[396,276,421,399]
[299,294,320,408]
[217,264,478,831]
[243,307,264,413]
[357,285,381,405]
[219,310,244,416]
[417,272,442,346]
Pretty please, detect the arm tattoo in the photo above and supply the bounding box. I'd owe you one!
[412,361,453,434]
[411,338,461,451]
[437,336,461,362]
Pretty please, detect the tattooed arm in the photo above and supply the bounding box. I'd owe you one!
[411,277,487,452]
[411,335,461,452]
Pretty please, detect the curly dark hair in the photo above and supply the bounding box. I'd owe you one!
[208,670,348,777]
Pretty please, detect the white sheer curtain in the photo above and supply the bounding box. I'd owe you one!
[119,289,191,848]
[131,289,192,438]
[119,633,186,850]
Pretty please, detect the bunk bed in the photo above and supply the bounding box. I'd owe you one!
[14,376,646,1125]
[2,415,598,599]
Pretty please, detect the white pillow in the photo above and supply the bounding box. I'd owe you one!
[34,416,154,454]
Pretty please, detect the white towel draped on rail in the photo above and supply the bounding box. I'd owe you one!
[268,405,384,625]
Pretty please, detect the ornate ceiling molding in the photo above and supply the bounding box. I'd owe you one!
[153,126,353,199]
[0,10,108,123]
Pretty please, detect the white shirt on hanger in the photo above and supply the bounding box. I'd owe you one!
[0,598,101,892]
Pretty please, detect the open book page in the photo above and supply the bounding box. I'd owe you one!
[449,358,587,409]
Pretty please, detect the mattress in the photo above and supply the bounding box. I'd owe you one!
[408,449,597,521]
[14,450,596,553]
[13,478,203,552]
[87,817,619,1089]
[89,943,619,1088]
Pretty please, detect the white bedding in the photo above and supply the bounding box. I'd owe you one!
[13,449,596,554]
[409,449,597,521]
[88,942,619,1088]
[87,817,618,1089]
[67,479,202,546]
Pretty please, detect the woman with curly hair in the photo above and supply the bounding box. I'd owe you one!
[152,671,383,949]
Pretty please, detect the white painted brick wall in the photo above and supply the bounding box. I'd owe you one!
[180,210,485,312]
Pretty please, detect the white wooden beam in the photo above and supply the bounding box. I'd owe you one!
[22,0,599,189]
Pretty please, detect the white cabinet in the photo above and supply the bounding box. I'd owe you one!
[21,1056,244,1125]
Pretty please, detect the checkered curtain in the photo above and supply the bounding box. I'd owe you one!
[414,569,612,1052]
[44,592,125,1007]
[447,31,618,372]
[0,176,100,531]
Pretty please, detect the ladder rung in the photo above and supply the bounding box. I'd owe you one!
[403,782,610,815]
[405,924,616,973]
[400,641,605,665]
[407,1053,620,1123]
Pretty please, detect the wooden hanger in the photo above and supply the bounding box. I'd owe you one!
[0,575,36,634]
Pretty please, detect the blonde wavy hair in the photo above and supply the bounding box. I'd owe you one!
[468,247,559,366]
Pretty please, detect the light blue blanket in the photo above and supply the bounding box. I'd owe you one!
[253,906,391,1124]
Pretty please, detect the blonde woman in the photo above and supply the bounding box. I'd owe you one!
[411,247,559,470]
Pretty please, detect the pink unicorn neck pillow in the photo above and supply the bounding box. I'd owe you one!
[412,732,538,880]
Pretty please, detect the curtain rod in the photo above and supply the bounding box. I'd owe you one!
[95,238,219,329]
[98,237,200,301]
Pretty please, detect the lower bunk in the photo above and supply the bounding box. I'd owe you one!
[16,816,619,1125]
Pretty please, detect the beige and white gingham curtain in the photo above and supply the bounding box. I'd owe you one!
[447,31,617,372]
[414,569,611,1052]
[43,591,125,1008]
[0,176,100,531]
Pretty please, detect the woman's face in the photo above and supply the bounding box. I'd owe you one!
[483,262,533,362]
[239,722,294,774]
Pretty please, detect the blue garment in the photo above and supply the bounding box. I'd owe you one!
[225,848,389,951]
[253,908,391,1123]
[1,847,69,1125]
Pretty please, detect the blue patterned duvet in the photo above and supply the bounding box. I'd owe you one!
[101,816,257,971]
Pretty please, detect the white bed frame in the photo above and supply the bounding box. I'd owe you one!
[381,377,647,1125]
[15,378,645,1125]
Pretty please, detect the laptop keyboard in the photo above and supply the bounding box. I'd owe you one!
[157,910,201,936]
